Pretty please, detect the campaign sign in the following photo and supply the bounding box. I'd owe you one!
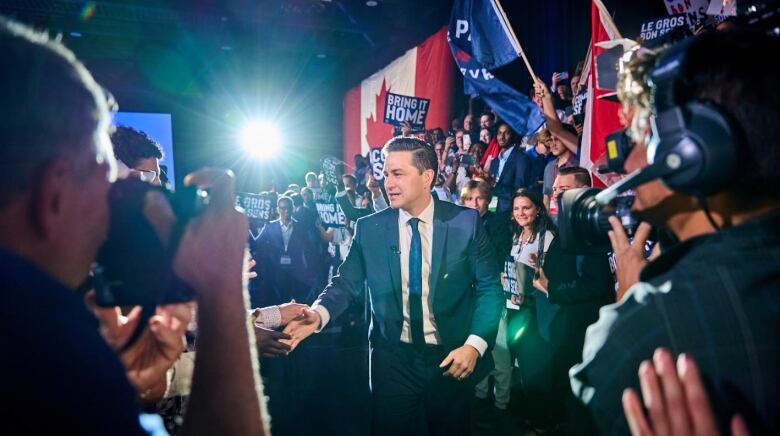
[315,199,347,228]
[503,257,522,308]
[236,192,275,221]
[640,14,687,41]
[369,147,385,180]
[383,92,431,131]
[321,156,342,187]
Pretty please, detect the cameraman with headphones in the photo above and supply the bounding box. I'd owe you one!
[568,28,780,435]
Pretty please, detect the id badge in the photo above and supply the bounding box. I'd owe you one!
[280,255,292,265]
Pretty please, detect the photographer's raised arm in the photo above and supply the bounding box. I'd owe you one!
[173,169,267,436]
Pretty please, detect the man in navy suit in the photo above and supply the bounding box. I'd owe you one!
[255,196,317,306]
[489,122,534,213]
[284,137,504,435]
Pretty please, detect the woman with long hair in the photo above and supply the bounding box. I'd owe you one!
[504,188,558,432]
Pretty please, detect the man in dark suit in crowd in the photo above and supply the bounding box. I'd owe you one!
[283,137,504,435]
[255,196,317,306]
[489,123,534,214]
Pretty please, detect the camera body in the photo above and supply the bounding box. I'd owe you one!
[92,178,206,307]
[557,188,639,254]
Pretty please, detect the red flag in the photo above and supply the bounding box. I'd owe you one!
[580,1,624,187]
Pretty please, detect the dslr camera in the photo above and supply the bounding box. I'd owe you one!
[90,177,208,307]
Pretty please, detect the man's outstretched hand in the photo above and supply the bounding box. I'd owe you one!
[280,308,322,351]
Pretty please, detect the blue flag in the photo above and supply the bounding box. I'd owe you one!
[449,0,519,71]
[450,46,544,137]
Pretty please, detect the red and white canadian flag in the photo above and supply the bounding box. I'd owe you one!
[343,27,454,162]
[580,0,624,187]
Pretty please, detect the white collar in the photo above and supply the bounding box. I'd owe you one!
[398,196,435,225]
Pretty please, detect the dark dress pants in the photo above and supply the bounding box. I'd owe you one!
[370,343,473,436]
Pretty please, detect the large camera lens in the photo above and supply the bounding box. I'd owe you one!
[557,188,638,254]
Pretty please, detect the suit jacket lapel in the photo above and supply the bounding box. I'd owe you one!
[498,147,516,183]
[429,200,447,304]
[384,209,403,313]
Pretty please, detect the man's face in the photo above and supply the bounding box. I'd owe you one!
[455,130,464,149]
[383,151,432,212]
[277,200,292,222]
[318,174,326,188]
[301,188,313,205]
[552,173,580,203]
[556,84,570,100]
[624,140,678,224]
[571,75,580,94]
[480,115,493,129]
[462,189,489,216]
[132,157,162,187]
[549,136,566,157]
[306,174,317,188]
[496,125,512,148]
[463,115,473,131]
[479,128,491,144]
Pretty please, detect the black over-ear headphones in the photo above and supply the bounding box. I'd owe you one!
[647,37,742,197]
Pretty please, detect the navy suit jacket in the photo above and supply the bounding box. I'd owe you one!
[490,146,533,213]
[314,198,504,381]
[256,219,317,303]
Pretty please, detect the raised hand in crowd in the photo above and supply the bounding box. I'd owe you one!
[444,135,457,153]
[533,76,579,153]
[551,71,562,89]
[607,217,653,301]
[622,348,750,436]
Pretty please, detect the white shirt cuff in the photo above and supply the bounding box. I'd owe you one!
[465,335,488,357]
[311,304,330,333]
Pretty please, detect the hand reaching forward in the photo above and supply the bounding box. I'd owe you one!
[280,308,322,351]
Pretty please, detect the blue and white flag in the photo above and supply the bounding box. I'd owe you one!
[449,0,520,71]
[450,47,544,137]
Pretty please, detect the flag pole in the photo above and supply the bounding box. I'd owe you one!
[592,0,623,39]
[492,0,537,79]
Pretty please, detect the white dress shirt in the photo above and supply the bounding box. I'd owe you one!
[496,145,515,180]
[313,196,487,356]
[279,220,294,251]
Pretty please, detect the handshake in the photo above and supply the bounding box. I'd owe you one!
[251,300,324,357]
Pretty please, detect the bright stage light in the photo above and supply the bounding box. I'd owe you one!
[240,121,282,160]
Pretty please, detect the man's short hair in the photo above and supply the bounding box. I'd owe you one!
[110,126,163,168]
[460,179,492,202]
[342,174,357,185]
[382,136,438,189]
[481,113,495,121]
[558,166,591,187]
[277,196,293,209]
[496,122,518,140]
[0,16,113,209]
[677,29,780,197]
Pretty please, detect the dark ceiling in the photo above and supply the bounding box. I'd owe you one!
[1,0,456,188]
